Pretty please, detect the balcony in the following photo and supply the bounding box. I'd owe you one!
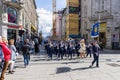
[3,0,23,10]
[90,10,113,21]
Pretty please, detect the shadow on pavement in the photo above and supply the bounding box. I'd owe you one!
[14,65,25,68]
[56,66,96,74]
[71,66,96,71]
[56,67,71,74]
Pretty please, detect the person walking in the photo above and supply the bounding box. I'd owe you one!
[79,39,86,58]
[8,39,17,74]
[29,40,35,54]
[75,42,80,58]
[89,41,100,68]
[22,39,30,68]
[86,42,92,58]
[15,38,20,53]
[0,43,4,72]
[0,36,11,80]
[49,41,54,60]
[68,42,74,60]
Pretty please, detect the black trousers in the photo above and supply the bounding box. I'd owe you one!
[92,53,99,67]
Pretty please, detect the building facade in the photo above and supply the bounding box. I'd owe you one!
[1,0,23,40]
[20,0,38,40]
[0,0,38,41]
[81,0,120,49]
[56,12,62,40]
[61,8,67,40]
[54,9,67,40]
[81,0,91,41]
[66,0,80,40]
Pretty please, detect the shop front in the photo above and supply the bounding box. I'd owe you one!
[99,22,107,47]
[7,7,19,40]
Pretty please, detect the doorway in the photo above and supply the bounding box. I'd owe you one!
[99,32,106,47]
[7,29,16,40]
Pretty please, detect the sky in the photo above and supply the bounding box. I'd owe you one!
[35,0,66,37]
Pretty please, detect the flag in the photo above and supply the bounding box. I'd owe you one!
[91,22,100,38]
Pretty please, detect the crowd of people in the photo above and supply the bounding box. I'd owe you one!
[0,36,40,80]
[44,39,101,67]
[0,35,103,80]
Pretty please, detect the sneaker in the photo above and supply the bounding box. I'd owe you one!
[89,65,92,68]
[8,71,13,74]
[12,70,15,72]
[96,66,99,68]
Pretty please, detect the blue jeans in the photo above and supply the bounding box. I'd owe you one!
[23,54,29,66]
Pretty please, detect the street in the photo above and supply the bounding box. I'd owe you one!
[5,48,120,80]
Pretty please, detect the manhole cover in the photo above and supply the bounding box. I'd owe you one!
[107,63,120,67]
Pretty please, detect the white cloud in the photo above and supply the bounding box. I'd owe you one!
[37,8,52,37]
[57,0,66,10]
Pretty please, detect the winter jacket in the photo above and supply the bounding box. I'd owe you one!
[0,43,11,61]
[22,43,30,55]
[9,45,17,61]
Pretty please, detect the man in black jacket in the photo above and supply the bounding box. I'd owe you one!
[89,41,100,68]
[22,39,30,68]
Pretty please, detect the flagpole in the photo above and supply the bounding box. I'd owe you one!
[97,0,101,43]
[97,12,100,43]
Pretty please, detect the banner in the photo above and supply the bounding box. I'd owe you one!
[91,22,100,38]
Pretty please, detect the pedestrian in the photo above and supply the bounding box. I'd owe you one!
[0,36,11,80]
[45,42,50,57]
[15,38,20,53]
[89,41,100,68]
[34,38,39,53]
[79,39,86,58]
[8,39,17,74]
[29,40,35,54]
[49,41,54,60]
[59,41,65,60]
[68,42,74,60]
[99,42,103,51]
[0,43,4,72]
[75,42,80,58]
[86,42,92,58]
[22,39,30,68]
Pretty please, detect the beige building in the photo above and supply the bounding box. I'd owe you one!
[20,0,38,40]
[81,0,120,49]
[66,0,80,40]
[1,0,38,41]
[81,0,91,41]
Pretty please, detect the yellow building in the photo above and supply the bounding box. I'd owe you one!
[66,0,80,39]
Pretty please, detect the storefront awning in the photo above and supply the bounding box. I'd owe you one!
[2,22,20,29]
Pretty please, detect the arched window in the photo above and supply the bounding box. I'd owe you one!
[8,7,17,24]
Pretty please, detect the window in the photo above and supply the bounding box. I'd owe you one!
[101,0,104,10]
[8,7,17,23]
